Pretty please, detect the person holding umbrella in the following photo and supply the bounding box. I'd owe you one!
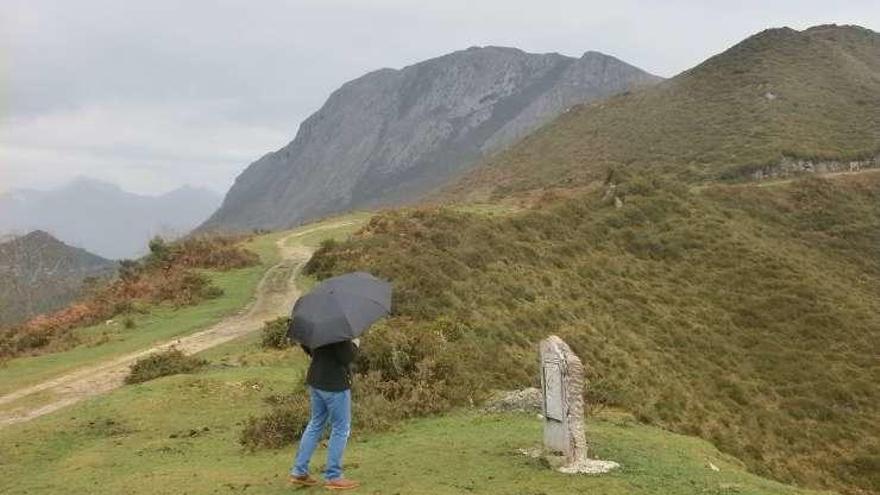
[286,272,392,491]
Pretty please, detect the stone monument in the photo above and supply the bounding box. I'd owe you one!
[540,335,619,474]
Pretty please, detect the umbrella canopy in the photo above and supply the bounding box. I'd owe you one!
[287,272,392,349]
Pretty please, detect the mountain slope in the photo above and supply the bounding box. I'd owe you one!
[299,25,880,495]
[201,47,660,232]
[0,178,222,259]
[305,173,880,495]
[452,24,880,198]
[0,231,116,326]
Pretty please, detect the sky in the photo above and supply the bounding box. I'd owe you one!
[1,1,878,196]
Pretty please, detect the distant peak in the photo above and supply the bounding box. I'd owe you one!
[445,45,568,61]
[580,50,609,58]
[67,176,122,190]
[804,23,874,34]
[739,26,798,44]
[20,230,60,243]
[737,24,877,47]
[160,184,222,199]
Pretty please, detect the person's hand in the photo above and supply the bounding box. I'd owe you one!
[352,338,361,348]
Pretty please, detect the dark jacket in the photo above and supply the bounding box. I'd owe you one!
[302,341,357,392]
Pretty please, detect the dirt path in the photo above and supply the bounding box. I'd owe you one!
[691,167,880,193]
[0,222,352,428]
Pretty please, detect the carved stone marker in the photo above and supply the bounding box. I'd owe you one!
[540,335,619,474]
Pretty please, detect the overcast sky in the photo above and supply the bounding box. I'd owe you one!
[1,1,878,196]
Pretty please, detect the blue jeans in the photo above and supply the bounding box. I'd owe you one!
[291,387,351,481]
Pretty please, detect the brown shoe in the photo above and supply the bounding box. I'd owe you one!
[324,478,360,490]
[289,473,320,486]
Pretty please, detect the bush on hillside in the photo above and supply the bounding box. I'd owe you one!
[240,391,311,450]
[240,318,494,450]
[302,238,338,277]
[260,317,292,349]
[125,348,207,384]
[170,235,260,270]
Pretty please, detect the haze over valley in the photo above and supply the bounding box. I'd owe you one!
[0,178,221,259]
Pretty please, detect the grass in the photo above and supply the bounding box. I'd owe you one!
[451,25,880,199]
[286,212,373,250]
[305,173,880,495]
[0,232,285,397]
[0,333,829,495]
[289,212,373,293]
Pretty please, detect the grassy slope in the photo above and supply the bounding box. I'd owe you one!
[0,213,374,400]
[0,232,285,397]
[452,25,880,198]
[0,335,828,495]
[304,173,880,495]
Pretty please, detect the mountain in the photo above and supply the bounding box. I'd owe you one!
[0,230,116,326]
[0,178,222,259]
[299,25,880,495]
[200,46,661,232]
[451,24,880,197]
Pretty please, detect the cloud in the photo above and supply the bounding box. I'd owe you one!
[1,0,878,194]
[1,101,288,194]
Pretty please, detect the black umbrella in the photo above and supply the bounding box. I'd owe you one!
[287,272,392,349]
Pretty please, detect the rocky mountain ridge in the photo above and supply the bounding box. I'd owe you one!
[201,46,661,231]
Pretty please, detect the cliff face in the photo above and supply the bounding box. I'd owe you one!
[202,47,660,231]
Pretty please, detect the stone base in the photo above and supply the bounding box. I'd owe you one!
[558,458,620,475]
[518,448,620,475]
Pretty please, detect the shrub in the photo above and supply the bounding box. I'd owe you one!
[303,238,339,278]
[125,348,207,384]
[240,386,311,450]
[147,236,172,267]
[261,317,292,349]
[171,235,260,270]
[241,318,493,451]
[123,317,136,329]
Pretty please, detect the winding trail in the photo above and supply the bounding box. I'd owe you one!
[0,221,353,428]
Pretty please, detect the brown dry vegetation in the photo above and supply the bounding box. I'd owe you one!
[0,235,258,360]
[242,315,487,448]
[304,173,880,495]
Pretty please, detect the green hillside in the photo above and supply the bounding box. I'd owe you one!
[304,172,880,495]
[0,332,829,495]
[452,25,880,199]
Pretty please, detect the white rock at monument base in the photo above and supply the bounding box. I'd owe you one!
[558,458,621,475]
